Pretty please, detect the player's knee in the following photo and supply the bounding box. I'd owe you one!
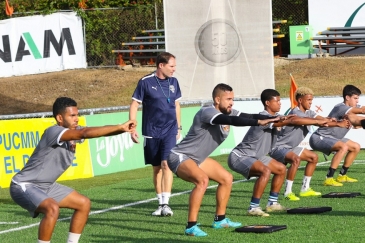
[221,172,233,185]
[44,202,60,218]
[80,196,91,212]
[277,164,286,175]
[195,174,209,189]
[352,143,361,153]
[292,157,301,167]
[308,153,318,164]
[261,167,271,178]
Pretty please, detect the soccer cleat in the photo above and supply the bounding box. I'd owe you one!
[284,192,300,201]
[185,224,208,237]
[336,175,358,183]
[247,207,270,217]
[212,218,242,229]
[299,188,321,197]
[161,205,173,216]
[151,205,163,216]
[266,203,286,212]
[324,178,343,187]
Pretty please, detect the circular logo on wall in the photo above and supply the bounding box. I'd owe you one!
[195,19,240,67]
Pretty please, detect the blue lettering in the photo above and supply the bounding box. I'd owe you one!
[4,156,12,173]
[13,132,20,149]
[12,156,21,173]
[21,131,40,148]
[72,156,77,167]
[23,154,29,166]
[3,133,12,150]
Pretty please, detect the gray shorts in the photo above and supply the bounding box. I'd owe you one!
[228,151,272,179]
[167,151,197,174]
[309,133,349,155]
[269,146,304,164]
[9,181,74,218]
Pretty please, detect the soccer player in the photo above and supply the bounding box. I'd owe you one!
[9,97,136,243]
[269,87,350,201]
[129,52,181,216]
[228,89,329,217]
[167,83,280,237]
[309,84,365,186]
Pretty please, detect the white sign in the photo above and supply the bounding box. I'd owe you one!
[309,0,365,54]
[0,12,86,77]
[164,0,274,100]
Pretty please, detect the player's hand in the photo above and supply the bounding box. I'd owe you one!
[316,120,329,127]
[337,119,351,129]
[176,130,181,141]
[327,117,337,122]
[258,117,280,126]
[120,120,137,133]
[278,114,296,121]
[131,131,140,143]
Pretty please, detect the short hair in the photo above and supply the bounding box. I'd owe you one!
[212,83,233,100]
[260,89,280,106]
[52,97,77,118]
[343,84,361,99]
[156,52,175,67]
[295,87,314,101]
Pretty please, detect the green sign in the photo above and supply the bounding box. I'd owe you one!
[85,112,145,176]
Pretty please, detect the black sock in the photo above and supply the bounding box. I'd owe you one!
[186,221,197,229]
[340,166,349,175]
[214,214,225,221]
[326,167,336,178]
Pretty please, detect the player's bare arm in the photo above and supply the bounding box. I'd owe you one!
[60,120,137,141]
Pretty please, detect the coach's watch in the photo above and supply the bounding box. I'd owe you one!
[178,126,182,130]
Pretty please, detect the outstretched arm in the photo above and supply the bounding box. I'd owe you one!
[212,114,279,126]
[60,120,137,141]
[347,114,365,129]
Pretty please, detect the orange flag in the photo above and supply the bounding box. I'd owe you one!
[79,0,87,9]
[289,73,298,109]
[5,0,13,16]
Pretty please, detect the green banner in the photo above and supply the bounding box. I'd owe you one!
[85,112,145,176]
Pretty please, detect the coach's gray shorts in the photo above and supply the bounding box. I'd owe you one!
[269,146,304,164]
[309,133,349,155]
[9,181,74,218]
[167,151,195,174]
[228,151,272,179]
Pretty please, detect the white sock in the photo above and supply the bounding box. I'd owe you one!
[161,192,171,205]
[284,180,293,196]
[301,176,312,192]
[157,193,162,205]
[67,232,81,243]
[38,240,50,243]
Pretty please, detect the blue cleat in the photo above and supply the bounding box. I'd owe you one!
[212,218,242,229]
[185,224,208,237]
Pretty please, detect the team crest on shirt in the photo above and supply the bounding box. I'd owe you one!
[169,85,175,93]
[221,125,230,132]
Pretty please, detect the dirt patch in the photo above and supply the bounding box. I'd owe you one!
[1,56,365,115]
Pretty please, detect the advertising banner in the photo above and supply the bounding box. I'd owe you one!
[0,12,86,78]
[0,117,92,188]
[86,112,145,176]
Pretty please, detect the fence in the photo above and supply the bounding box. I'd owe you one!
[1,1,308,68]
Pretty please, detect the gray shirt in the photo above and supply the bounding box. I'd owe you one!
[314,103,354,139]
[12,125,78,189]
[274,107,317,149]
[233,110,278,158]
[171,105,240,163]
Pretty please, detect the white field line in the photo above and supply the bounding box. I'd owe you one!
[1,160,364,234]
